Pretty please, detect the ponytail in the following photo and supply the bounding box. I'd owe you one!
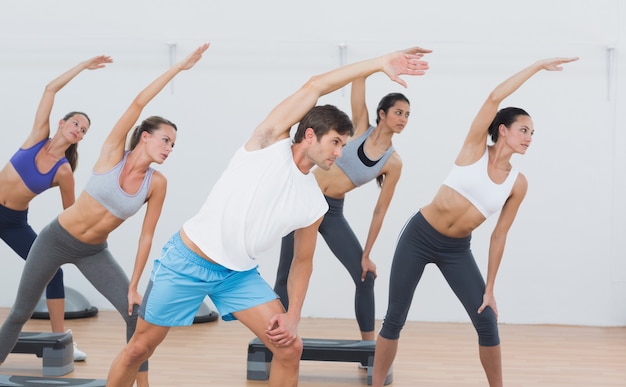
[61,111,90,171]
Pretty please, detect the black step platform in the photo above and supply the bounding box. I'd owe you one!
[0,375,105,386]
[10,332,74,376]
[247,337,392,385]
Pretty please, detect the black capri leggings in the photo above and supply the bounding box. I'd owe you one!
[0,204,64,299]
[274,195,376,333]
[379,211,499,347]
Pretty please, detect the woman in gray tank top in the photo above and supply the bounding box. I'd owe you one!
[274,64,427,341]
[0,44,209,387]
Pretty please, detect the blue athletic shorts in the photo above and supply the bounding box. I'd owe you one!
[139,231,278,326]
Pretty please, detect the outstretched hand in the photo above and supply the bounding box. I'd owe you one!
[382,46,432,87]
[537,56,579,71]
[177,43,210,71]
[83,55,113,70]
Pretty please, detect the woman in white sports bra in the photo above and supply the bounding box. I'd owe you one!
[371,56,578,387]
[0,44,208,387]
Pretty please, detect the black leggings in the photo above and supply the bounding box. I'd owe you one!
[274,196,375,333]
[379,211,499,346]
[0,204,64,299]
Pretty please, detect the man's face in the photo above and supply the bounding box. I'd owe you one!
[307,129,348,171]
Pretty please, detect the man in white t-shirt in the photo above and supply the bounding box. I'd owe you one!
[107,44,430,387]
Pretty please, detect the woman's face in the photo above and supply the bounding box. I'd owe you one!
[501,115,534,154]
[380,100,410,133]
[142,125,177,164]
[60,114,90,144]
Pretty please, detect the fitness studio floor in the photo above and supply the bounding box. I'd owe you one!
[0,308,624,386]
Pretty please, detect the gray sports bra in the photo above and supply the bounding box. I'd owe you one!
[334,126,394,187]
[84,151,154,219]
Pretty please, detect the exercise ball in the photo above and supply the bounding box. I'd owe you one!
[31,286,98,319]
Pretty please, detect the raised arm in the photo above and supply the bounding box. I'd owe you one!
[246,46,431,151]
[350,77,371,138]
[95,43,209,169]
[26,55,112,146]
[460,57,579,158]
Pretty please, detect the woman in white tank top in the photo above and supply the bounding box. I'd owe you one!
[372,56,579,387]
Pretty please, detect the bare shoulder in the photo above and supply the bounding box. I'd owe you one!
[388,150,402,165]
[54,163,75,186]
[151,169,167,183]
[512,172,528,197]
[382,151,403,174]
[149,170,167,192]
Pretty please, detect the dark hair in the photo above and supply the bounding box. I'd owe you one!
[376,93,410,124]
[129,116,178,150]
[488,107,530,143]
[373,93,410,188]
[293,105,354,144]
[62,111,90,171]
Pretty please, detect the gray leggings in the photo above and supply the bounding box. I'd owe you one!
[0,218,148,371]
[379,211,499,347]
[274,196,375,333]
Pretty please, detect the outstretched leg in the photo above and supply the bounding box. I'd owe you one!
[75,246,150,385]
[438,247,502,386]
[372,336,398,387]
[0,221,68,363]
[373,213,431,386]
[0,210,67,336]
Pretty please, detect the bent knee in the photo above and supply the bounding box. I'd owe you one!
[270,337,303,362]
[356,272,375,289]
[472,311,499,346]
[123,340,156,365]
[476,323,500,346]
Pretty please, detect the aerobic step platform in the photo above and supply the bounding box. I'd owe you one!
[0,375,105,386]
[10,332,74,376]
[247,337,392,385]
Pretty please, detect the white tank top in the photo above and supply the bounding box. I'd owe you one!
[442,148,519,218]
[183,138,328,271]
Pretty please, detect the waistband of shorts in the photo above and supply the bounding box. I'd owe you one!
[171,231,231,271]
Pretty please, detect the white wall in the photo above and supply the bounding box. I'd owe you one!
[0,0,624,327]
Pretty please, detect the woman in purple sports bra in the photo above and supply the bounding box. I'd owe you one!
[371,57,579,387]
[0,55,111,361]
[0,43,208,387]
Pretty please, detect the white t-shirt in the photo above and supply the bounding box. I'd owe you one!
[183,138,328,271]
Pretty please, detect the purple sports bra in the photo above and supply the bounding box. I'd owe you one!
[9,138,69,194]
